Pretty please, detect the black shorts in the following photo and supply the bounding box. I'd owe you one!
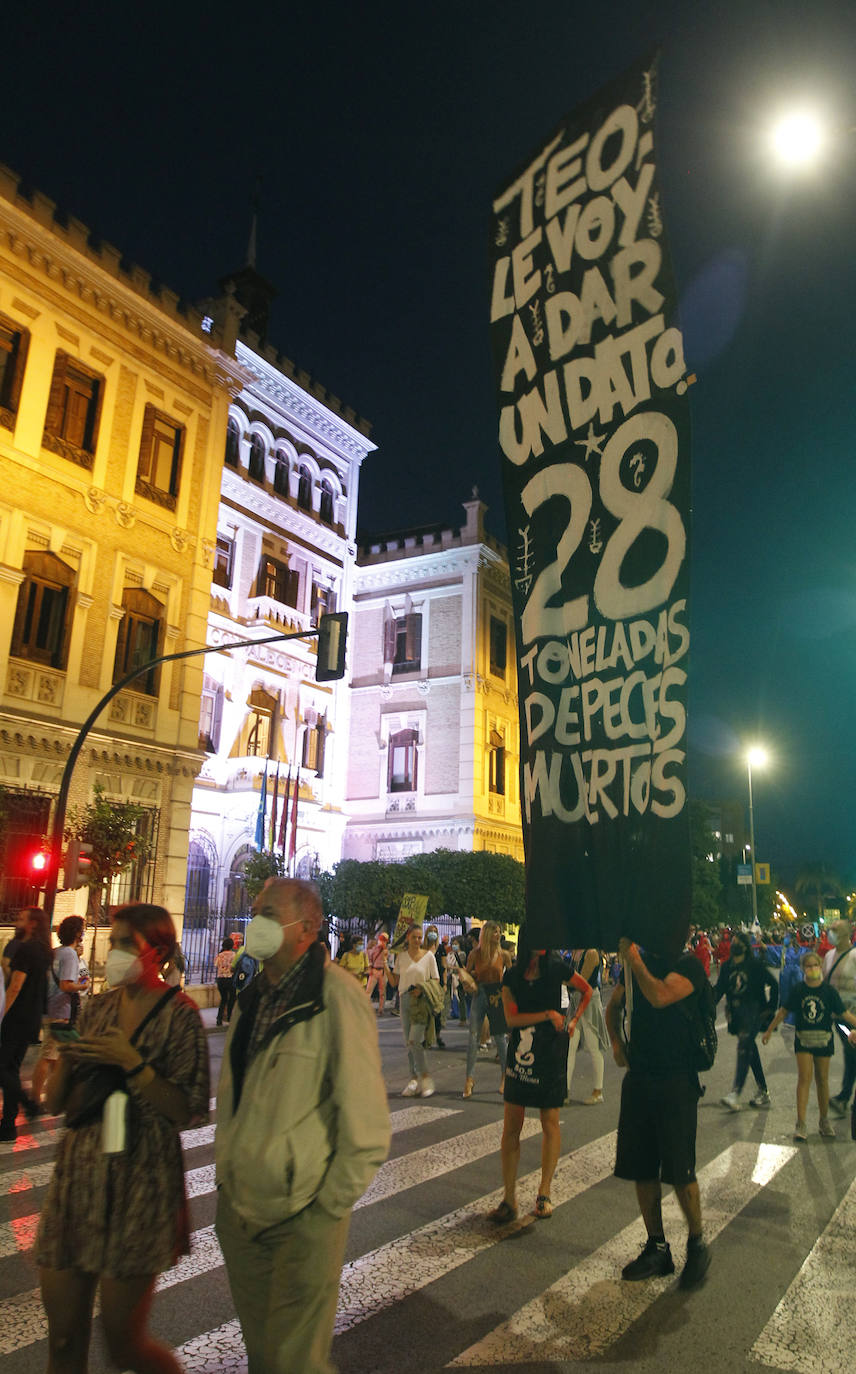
[614,1072,700,1187]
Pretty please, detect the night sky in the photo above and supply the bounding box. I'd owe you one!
[4,1,855,890]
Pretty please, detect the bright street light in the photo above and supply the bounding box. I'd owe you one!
[745,745,768,928]
[770,110,826,168]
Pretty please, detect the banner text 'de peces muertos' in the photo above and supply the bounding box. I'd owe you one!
[491,57,692,952]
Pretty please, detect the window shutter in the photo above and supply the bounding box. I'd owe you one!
[113,609,129,683]
[43,352,69,438]
[316,716,327,778]
[285,567,299,608]
[383,613,396,662]
[211,687,224,751]
[169,424,184,495]
[138,405,156,482]
[405,612,421,663]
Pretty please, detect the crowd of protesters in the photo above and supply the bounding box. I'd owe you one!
[2,897,855,1372]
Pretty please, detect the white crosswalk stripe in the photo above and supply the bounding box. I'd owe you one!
[449,1142,796,1366]
[2,1068,854,1374]
[0,1103,457,1259]
[749,1173,856,1374]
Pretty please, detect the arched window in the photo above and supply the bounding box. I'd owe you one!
[113,587,164,696]
[388,728,418,793]
[244,687,278,759]
[302,710,327,777]
[10,549,75,669]
[225,847,253,918]
[183,841,211,927]
[273,454,289,497]
[224,418,240,467]
[319,477,335,524]
[248,434,266,483]
[297,463,312,511]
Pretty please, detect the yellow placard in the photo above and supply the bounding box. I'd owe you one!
[755,862,771,885]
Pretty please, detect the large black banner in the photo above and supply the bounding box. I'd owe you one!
[491,57,691,954]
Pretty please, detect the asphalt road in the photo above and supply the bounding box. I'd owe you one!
[1,1000,853,1373]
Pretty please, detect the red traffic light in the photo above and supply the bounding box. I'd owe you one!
[30,850,48,873]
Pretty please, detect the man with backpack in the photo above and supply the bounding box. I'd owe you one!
[605,935,711,1292]
[231,940,259,996]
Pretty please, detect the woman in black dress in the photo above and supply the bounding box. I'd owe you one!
[489,941,591,1222]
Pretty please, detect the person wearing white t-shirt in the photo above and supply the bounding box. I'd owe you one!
[823,920,856,1117]
[32,915,85,1105]
[387,924,439,1097]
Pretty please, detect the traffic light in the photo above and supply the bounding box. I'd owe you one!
[63,839,94,889]
[315,612,348,682]
[29,849,49,884]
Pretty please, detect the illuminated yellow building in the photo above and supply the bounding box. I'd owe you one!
[344,495,523,862]
[0,165,245,923]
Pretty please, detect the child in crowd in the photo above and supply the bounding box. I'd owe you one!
[762,950,856,1141]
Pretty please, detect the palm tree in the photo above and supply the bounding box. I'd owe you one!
[794,862,845,922]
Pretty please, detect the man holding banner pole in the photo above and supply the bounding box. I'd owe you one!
[606,936,710,1289]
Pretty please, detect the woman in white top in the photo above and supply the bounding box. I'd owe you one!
[387,923,439,1098]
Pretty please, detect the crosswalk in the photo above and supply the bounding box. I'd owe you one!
[1,1051,855,1373]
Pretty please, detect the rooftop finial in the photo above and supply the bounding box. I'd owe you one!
[247,175,263,268]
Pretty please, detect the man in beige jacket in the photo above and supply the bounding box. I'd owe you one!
[216,879,390,1373]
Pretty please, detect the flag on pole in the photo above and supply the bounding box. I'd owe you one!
[269,764,280,851]
[288,768,300,870]
[279,767,291,856]
[253,760,268,850]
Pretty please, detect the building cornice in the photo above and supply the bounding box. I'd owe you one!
[0,173,249,400]
[220,483,348,566]
[236,343,376,463]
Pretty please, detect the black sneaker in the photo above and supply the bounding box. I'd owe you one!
[679,1239,711,1290]
[0,1123,16,1143]
[621,1238,674,1280]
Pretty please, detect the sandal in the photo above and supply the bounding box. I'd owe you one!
[462,1077,474,1099]
[533,1194,553,1219]
[488,1199,517,1224]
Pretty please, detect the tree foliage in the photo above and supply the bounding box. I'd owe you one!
[318,849,526,935]
[65,783,152,916]
[241,849,288,900]
[689,801,724,929]
[795,862,845,921]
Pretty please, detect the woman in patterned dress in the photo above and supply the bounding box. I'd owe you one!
[37,903,210,1373]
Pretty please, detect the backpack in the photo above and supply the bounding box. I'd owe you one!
[233,951,259,994]
[683,976,718,1072]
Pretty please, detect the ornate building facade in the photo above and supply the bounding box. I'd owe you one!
[186,316,375,925]
[343,495,523,863]
[0,165,244,920]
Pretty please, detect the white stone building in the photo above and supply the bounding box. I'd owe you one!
[343,496,523,864]
[186,288,375,928]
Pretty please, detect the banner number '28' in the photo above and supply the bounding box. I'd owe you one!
[520,409,685,644]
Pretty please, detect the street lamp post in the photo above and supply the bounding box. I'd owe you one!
[746,746,768,928]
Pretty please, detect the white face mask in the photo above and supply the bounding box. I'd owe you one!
[105,948,143,988]
[245,914,300,961]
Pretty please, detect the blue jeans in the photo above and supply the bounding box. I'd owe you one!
[400,991,429,1078]
[465,984,508,1079]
